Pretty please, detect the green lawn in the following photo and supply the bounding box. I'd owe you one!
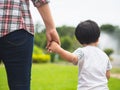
[0,63,120,90]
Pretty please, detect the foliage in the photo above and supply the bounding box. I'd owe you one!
[34,23,120,51]
[32,54,50,63]
[33,25,82,62]
[34,25,79,51]
[56,25,79,51]
[32,45,50,63]
[100,24,116,32]
[104,48,114,57]
[34,31,46,48]
[56,25,75,37]
[50,53,56,63]
[114,26,120,31]
[33,45,44,54]
[61,36,73,50]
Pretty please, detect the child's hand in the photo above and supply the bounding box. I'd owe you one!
[48,41,60,53]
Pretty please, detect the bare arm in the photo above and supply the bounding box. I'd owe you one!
[32,1,60,48]
[49,42,78,64]
[32,0,55,30]
[37,4,55,30]
[38,4,60,47]
[59,48,78,64]
[106,70,111,80]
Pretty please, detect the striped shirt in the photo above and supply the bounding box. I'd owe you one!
[0,0,49,37]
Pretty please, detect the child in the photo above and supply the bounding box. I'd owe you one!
[48,20,112,90]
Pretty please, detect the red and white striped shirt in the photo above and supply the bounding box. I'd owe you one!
[0,0,49,37]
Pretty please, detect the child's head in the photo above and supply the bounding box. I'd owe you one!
[75,20,100,45]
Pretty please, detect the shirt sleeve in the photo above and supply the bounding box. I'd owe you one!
[31,0,50,8]
[72,48,84,65]
[106,59,112,70]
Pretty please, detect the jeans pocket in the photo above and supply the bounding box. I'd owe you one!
[4,30,28,46]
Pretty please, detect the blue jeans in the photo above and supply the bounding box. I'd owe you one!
[0,30,34,90]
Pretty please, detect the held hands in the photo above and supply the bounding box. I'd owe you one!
[47,41,60,53]
[46,28,61,53]
[38,3,60,53]
[46,28,60,49]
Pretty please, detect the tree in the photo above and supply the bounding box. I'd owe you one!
[34,25,80,52]
[34,22,47,48]
[100,24,116,32]
[61,36,73,50]
[104,48,114,57]
[104,48,114,61]
[34,30,46,48]
[56,25,75,37]
[56,25,79,51]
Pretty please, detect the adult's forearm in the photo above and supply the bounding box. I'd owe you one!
[37,4,55,30]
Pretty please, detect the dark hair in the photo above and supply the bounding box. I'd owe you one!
[75,20,100,44]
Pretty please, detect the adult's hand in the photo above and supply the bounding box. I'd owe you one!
[46,28,60,49]
[37,3,60,49]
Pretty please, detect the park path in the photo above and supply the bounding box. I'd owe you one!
[111,73,120,79]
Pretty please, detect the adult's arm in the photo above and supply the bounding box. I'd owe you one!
[31,0,60,47]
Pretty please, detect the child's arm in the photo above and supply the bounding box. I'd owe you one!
[106,59,112,80]
[57,47,78,64]
[106,70,111,80]
[49,41,78,64]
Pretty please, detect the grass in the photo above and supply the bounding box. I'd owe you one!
[108,78,120,90]
[31,63,78,90]
[0,63,120,90]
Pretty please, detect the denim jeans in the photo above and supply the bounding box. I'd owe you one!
[0,30,34,90]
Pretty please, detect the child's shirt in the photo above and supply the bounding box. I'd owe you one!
[73,45,112,90]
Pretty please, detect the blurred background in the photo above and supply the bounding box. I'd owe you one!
[30,0,120,67]
[0,0,120,90]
